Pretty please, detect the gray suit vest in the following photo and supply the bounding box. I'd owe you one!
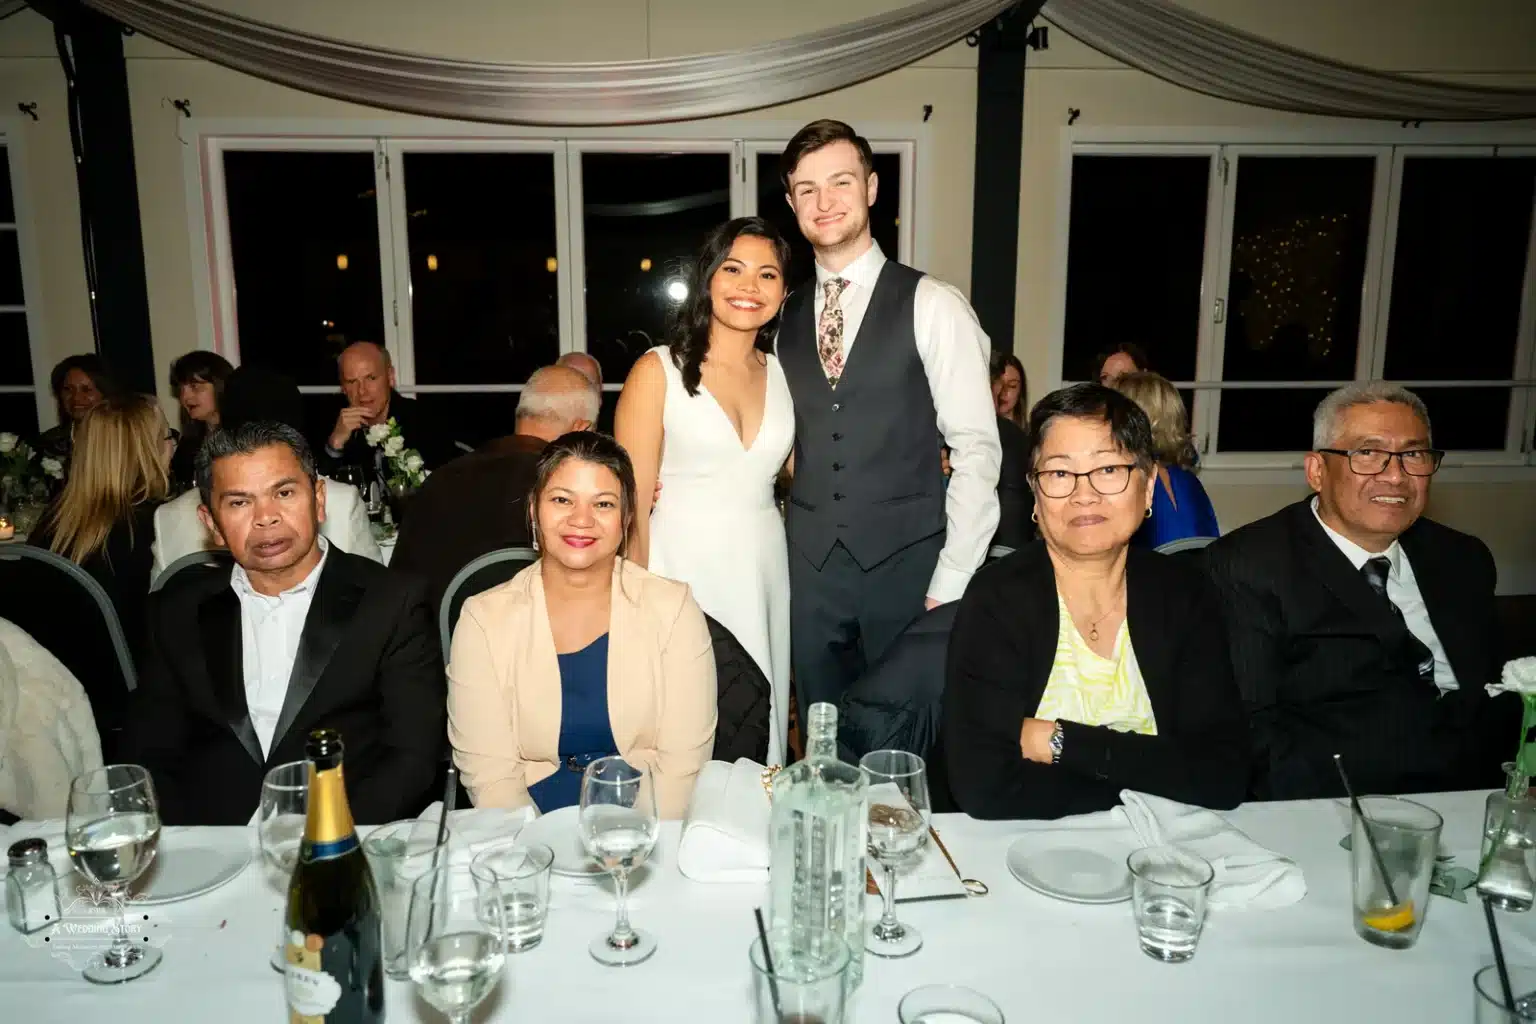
[778,260,944,569]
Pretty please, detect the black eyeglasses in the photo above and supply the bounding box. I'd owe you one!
[166,427,181,444]
[1316,447,1444,477]
[1031,464,1139,499]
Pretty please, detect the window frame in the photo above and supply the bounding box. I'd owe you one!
[0,121,57,432]
[1050,126,1536,481]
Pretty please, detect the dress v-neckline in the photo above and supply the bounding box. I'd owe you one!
[699,358,774,453]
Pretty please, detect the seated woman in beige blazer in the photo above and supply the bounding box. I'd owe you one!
[447,431,718,820]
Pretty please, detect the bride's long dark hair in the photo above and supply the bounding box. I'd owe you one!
[666,217,792,397]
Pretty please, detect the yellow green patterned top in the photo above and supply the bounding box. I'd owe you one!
[1034,592,1158,736]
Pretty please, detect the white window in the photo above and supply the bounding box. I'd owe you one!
[0,136,48,436]
[1052,132,1536,474]
[198,126,920,447]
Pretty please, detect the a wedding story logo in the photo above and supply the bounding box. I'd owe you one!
[25,881,172,970]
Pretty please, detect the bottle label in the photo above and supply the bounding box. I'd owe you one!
[300,835,360,863]
[284,932,342,1023]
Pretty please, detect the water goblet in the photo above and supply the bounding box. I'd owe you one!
[406,864,507,1024]
[860,749,930,958]
[65,764,163,984]
[257,760,307,971]
[579,756,660,966]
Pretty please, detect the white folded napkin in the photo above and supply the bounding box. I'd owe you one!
[415,802,535,868]
[1113,790,1306,910]
[678,759,770,883]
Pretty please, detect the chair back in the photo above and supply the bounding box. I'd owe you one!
[439,547,539,654]
[704,614,770,765]
[1155,535,1217,556]
[0,544,137,745]
[151,548,233,593]
[986,544,1016,562]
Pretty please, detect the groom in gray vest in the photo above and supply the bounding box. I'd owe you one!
[775,119,1001,719]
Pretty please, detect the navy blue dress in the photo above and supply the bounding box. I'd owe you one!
[1133,465,1220,549]
[526,634,618,813]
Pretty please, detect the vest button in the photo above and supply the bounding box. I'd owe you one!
[832,432,843,441]
[832,403,841,412]
[833,493,845,501]
[832,463,843,471]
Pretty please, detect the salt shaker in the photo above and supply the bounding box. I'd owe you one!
[6,838,61,934]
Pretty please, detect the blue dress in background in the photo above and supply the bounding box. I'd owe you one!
[1134,464,1220,549]
[526,633,617,813]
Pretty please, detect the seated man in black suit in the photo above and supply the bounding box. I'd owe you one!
[390,364,598,611]
[318,340,459,480]
[124,421,445,825]
[1205,381,1513,801]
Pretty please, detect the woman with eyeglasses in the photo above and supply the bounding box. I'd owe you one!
[941,384,1248,820]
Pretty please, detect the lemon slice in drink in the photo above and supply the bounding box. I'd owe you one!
[1361,902,1416,932]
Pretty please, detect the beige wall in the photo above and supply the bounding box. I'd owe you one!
[0,0,1532,588]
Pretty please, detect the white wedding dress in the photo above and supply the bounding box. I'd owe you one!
[645,345,795,766]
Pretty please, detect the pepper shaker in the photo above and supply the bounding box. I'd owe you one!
[6,838,61,934]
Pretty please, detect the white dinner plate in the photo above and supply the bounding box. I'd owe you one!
[516,805,603,878]
[118,838,253,906]
[1005,834,1133,904]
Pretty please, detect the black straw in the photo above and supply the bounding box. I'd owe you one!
[436,765,457,849]
[754,907,783,1023]
[1485,895,1518,1017]
[1333,753,1400,906]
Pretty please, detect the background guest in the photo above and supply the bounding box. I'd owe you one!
[447,432,716,820]
[167,350,234,494]
[556,350,611,435]
[392,363,597,613]
[1112,371,1218,548]
[33,393,174,672]
[36,354,121,470]
[1094,342,1149,386]
[943,384,1247,820]
[990,352,1033,551]
[317,340,458,483]
[991,350,1027,428]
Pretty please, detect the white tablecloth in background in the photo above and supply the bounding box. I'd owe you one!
[1,791,1528,1023]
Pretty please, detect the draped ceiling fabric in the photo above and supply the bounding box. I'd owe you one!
[1041,0,1536,121]
[76,0,1026,126]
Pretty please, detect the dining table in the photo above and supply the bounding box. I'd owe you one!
[0,788,1528,1023]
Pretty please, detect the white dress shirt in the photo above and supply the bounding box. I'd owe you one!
[231,538,332,758]
[1310,498,1456,691]
[811,242,1002,603]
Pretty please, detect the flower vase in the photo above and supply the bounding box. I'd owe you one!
[386,481,415,529]
[1477,762,1536,912]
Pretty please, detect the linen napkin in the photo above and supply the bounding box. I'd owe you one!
[677,758,770,883]
[413,802,535,868]
[1114,789,1306,910]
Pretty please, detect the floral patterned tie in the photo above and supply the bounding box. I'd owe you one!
[817,277,849,386]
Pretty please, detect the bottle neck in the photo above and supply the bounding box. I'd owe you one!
[303,761,358,859]
[806,729,838,762]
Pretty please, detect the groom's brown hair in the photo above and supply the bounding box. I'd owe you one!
[779,119,876,193]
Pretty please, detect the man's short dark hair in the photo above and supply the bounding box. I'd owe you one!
[779,119,876,194]
[1026,383,1157,473]
[196,421,318,510]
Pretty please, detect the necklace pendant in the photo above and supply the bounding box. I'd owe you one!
[1089,626,1099,642]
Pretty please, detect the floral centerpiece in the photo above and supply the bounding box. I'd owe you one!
[364,418,428,492]
[1477,657,1536,910]
[1,431,62,503]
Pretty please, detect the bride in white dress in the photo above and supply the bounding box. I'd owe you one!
[615,218,795,765]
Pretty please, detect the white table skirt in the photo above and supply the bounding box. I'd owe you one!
[1,791,1530,1023]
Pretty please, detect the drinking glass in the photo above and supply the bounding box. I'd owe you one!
[1474,964,1536,1022]
[898,984,1007,1024]
[578,756,660,966]
[65,764,163,984]
[405,864,506,1024]
[1350,795,1442,950]
[749,926,850,1024]
[362,818,454,979]
[257,760,307,971]
[859,749,930,958]
[470,841,553,952]
[1128,846,1214,963]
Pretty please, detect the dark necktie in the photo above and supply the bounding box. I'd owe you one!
[1360,556,1436,687]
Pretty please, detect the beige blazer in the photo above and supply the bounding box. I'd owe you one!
[447,557,717,820]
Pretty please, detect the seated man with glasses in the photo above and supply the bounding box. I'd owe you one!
[1205,381,1513,800]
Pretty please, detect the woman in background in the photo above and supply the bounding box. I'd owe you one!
[1094,342,1149,387]
[989,351,1033,550]
[1112,371,1218,548]
[36,354,120,471]
[991,351,1027,428]
[167,351,233,493]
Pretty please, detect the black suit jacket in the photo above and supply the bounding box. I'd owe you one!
[389,434,544,613]
[1203,498,1507,801]
[317,391,460,479]
[123,549,446,825]
[943,542,1248,820]
[992,415,1033,550]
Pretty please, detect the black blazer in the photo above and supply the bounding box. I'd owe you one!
[991,415,1033,551]
[1203,498,1508,801]
[317,391,460,479]
[943,542,1248,820]
[122,549,446,826]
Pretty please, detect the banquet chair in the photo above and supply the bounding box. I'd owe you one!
[987,544,1016,562]
[704,614,770,765]
[150,548,233,593]
[0,544,137,757]
[1155,535,1217,556]
[438,547,539,655]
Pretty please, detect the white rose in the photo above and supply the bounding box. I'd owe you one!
[383,436,405,458]
[40,457,63,480]
[365,423,391,446]
[1493,657,1536,698]
[403,452,424,474]
[0,432,15,454]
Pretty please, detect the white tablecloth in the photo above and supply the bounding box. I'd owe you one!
[1,791,1529,1023]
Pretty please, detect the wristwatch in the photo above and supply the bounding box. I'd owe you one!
[1048,721,1064,765]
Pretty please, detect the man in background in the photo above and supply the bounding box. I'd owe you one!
[318,340,459,482]
[391,364,599,611]
[557,351,610,433]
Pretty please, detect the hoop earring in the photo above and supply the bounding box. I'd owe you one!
[1144,506,1153,519]
[1030,509,1038,524]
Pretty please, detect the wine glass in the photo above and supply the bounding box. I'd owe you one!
[65,764,164,984]
[405,864,506,1024]
[578,756,660,966]
[257,760,308,971]
[860,749,931,958]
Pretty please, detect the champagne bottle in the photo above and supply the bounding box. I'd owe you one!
[283,729,385,1024]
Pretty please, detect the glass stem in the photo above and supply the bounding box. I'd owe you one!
[109,887,134,965]
[609,868,636,948]
[878,862,900,933]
